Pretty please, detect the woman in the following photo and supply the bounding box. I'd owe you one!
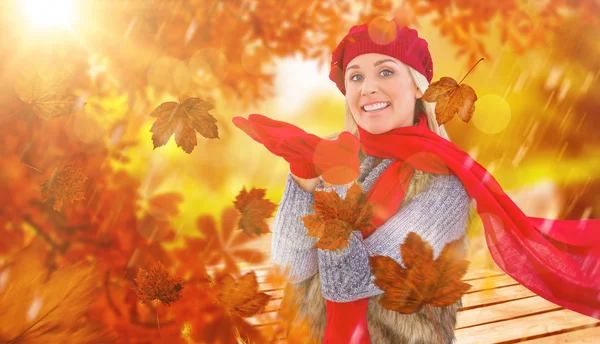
[268,23,472,344]
[234,19,600,344]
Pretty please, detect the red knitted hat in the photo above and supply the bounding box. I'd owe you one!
[329,18,433,95]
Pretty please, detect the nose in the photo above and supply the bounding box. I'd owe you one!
[361,77,378,96]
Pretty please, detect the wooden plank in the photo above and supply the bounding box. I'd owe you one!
[520,325,600,343]
[455,309,600,343]
[256,319,600,344]
[253,270,526,323]
[456,296,562,329]
[462,284,536,308]
[255,282,536,326]
[256,278,528,315]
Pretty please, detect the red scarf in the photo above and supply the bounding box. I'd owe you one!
[323,110,600,344]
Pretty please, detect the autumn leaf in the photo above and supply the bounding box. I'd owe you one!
[188,271,269,344]
[302,182,375,251]
[14,60,80,120]
[133,261,183,306]
[0,245,113,343]
[41,161,88,211]
[149,97,219,153]
[421,76,477,126]
[215,271,271,317]
[179,206,267,275]
[368,232,471,314]
[233,187,277,236]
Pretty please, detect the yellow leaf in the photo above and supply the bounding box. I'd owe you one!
[149,97,219,153]
[14,60,79,120]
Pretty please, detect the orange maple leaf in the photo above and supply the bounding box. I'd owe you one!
[149,97,219,154]
[14,60,80,120]
[368,232,471,314]
[181,206,267,275]
[40,161,88,211]
[233,187,278,236]
[133,261,183,306]
[421,76,478,126]
[189,271,269,343]
[302,182,375,251]
[215,271,271,317]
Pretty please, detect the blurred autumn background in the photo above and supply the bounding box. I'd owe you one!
[0,0,599,343]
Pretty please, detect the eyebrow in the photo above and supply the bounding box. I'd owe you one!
[346,59,398,72]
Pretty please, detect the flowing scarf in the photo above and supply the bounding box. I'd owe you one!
[323,110,600,344]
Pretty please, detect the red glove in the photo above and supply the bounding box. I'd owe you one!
[232,114,320,178]
[232,114,360,184]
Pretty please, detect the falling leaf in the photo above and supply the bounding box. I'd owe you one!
[368,232,471,314]
[179,206,267,275]
[0,245,113,343]
[216,271,271,317]
[41,161,88,211]
[133,261,183,306]
[149,97,219,153]
[421,76,478,125]
[233,187,277,236]
[189,271,269,344]
[302,182,375,251]
[14,60,80,120]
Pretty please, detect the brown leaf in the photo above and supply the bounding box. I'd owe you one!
[302,182,375,251]
[14,60,80,120]
[368,232,471,314]
[188,271,269,343]
[40,161,88,211]
[0,245,112,343]
[133,261,183,306]
[421,76,478,125]
[233,187,277,236]
[183,206,267,275]
[149,97,219,153]
[216,271,271,317]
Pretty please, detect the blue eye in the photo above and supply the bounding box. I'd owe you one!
[381,69,393,77]
[350,74,363,81]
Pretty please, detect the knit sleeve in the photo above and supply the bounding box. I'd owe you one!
[271,172,323,283]
[317,174,472,303]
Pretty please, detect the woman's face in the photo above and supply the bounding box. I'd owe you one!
[345,53,422,134]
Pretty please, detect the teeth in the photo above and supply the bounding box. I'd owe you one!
[363,102,390,111]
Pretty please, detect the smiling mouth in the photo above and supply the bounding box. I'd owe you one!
[362,102,391,114]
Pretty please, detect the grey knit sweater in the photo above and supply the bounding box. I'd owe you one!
[271,154,471,303]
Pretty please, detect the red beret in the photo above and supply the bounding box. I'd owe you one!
[329,19,433,95]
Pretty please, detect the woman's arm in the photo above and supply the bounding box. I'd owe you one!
[271,172,324,283]
[316,174,472,302]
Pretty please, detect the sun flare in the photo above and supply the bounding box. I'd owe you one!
[24,0,75,29]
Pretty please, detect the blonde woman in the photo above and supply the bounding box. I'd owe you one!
[233,18,600,344]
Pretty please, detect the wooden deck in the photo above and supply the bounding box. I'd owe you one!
[240,264,600,343]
